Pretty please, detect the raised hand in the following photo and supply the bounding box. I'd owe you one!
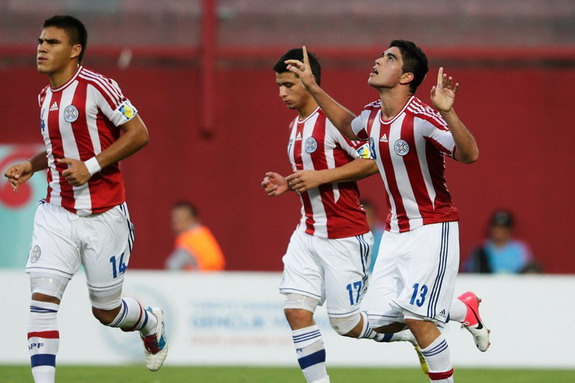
[285,46,317,90]
[261,171,289,197]
[58,158,92,186]
[430,67,459,113]
[4,161,34,192]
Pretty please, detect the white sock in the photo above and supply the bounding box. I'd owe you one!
[450,298,467,323]
[28,300,60,383]
[108,297,157,336]
[292,325,329,383]
[420,334,454,382]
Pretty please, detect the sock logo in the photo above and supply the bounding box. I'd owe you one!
[28,342,45,350]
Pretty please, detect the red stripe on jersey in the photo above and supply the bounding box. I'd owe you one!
[428,369,454,380]
[46,91,76,213]
[293,119,315,234]
[308,114,336,235]
[425,140,459,222]
[378,123,410,232]
[27,331,60,339]
[400,113,437,225]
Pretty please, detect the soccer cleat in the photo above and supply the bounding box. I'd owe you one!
[141,307,168,371]
[413,345,429,374]
[397,330,429,374]
[457,291,490,352]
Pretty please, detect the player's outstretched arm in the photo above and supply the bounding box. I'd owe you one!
[285,46,358,140]
[4,151,48,191]
[286,159,378,193]
[58,114,149,186]
[262,171,290,197]
[431,67,479,164]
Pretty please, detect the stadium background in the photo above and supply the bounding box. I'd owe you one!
[1,0,574,273]
[1,0,575,377]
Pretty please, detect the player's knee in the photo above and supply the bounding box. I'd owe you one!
[88,285,123,325]
[92,306,121,325]
[30,273,69,302]
[329,313,361,337]
[284,294,319,328]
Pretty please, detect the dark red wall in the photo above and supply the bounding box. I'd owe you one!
[2,57,574,273]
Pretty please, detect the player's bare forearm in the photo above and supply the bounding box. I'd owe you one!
[322,158,378,183]
[287,159,377,192]
[307,83,357,140]
[29,151,49,172]
[95,114,149,169]
[441,109,479,164]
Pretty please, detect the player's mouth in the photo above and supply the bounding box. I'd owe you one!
[370,68,379,77]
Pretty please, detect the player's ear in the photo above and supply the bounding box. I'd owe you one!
[399,72,414,86]
[70,44,82,61]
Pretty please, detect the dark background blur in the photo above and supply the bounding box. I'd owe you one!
[1,0,574,273]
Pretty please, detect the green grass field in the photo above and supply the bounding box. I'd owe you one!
[2,365,575,383]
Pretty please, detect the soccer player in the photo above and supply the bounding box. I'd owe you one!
[262,48,421,383]
[4,15,167,382]
[285,42,488,382]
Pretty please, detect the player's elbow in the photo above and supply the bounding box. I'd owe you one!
[460,150,479,164]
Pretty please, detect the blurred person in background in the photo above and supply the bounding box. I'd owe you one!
[361,199,386,274]
[3,15,167,382]
[464,209,541,274]
[165,201,225,271]
[286,41,489,383]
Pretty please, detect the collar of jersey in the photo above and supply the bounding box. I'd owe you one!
[51,65,83,93]
[297,106,320,124]
[379,96,414,125]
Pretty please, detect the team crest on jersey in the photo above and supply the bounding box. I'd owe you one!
[305,137,318,153]
[118,101,135,120]
[30,245,41,263]
[64,105,79,122]
[394,139,410,156]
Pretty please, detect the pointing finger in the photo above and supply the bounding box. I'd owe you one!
[437,67,444,88]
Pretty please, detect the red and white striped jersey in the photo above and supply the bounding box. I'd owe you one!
[288,107,370,239]
[38,66,138,216]
[351,96,459,233]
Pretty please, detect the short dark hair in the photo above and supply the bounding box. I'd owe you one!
[43,15,88,63]
[173,200,199,218]
[489,209,514,228]
[273,48,322,86]
[389,40,428,94]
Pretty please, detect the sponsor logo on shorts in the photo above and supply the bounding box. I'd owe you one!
[305,137,318,153]
[30,245,41,263]
[64,105,79,123]
[394,139,409,156]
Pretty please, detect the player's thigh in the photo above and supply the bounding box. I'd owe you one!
[321,232,373,317]
[280,230,324,303]
[80,203,134,307]
[364,231,405,327]
[394,222,460,325]
[26,201,81,279]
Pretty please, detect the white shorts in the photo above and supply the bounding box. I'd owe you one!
[279,228,373,317]
[26,200,135,292]
[366,221,459,326]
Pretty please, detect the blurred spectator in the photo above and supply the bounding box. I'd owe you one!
[361,199,386,274]
[165,201,225,271]
[463,209,541,274]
